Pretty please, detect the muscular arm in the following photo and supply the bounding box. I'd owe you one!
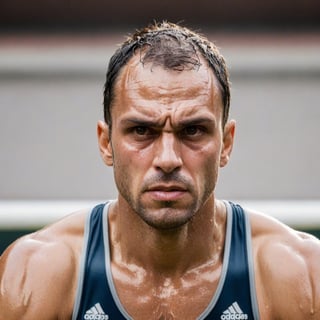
[253,214,320,319]
[0,212,85,320]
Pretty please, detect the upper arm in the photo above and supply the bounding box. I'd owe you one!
[257,228,320,319]
[0,232,78,320]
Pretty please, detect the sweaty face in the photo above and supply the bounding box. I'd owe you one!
[107,55,229,230]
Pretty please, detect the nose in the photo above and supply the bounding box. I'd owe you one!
[152,133,183,173]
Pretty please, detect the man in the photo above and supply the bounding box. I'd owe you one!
[0,21,319,320]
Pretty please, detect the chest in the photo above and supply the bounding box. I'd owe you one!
[112,264,222,320]
[73,202,260,319]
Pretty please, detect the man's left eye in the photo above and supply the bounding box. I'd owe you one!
[184,126,202,136]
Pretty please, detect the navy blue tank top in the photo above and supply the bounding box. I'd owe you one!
[72,201,260,320]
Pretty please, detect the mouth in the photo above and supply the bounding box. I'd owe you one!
[145,184,188,201]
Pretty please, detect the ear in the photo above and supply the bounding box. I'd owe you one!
[97,120,113,166]
[220,120,236,168]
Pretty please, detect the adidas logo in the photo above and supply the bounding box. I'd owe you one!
[220,301,248,320]
[84,303,109,320]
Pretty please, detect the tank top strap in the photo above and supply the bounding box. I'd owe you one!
[72,202,129,320]
[199,201,260,320]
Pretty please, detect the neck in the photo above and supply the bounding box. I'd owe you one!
[109,196,227,277]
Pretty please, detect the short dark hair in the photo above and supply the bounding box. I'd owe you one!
[103,21,231,129]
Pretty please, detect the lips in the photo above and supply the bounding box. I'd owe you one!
[145,184,188,201]
[148,184,186,191]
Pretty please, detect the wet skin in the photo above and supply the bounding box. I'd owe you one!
[1,52,320,320]
[96,54,236,318]
[98,54,235,231]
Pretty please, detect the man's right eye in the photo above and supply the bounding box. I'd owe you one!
[133,126,148,135]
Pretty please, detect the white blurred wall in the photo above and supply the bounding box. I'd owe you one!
[0,34,319,201]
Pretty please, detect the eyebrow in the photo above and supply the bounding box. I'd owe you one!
[177,117,216,128]
[120,116,216,129]
[120,118,161,128]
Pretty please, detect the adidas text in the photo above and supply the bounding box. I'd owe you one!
[84,316,109,320]
[220,315,248,320]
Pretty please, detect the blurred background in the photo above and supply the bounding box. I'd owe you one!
[1,0,320,253]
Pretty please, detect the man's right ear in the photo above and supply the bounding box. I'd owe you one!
[97,120,113,166]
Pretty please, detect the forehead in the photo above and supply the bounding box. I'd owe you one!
[112,53,223,122]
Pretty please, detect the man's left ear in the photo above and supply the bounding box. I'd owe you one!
[220,120,236,168]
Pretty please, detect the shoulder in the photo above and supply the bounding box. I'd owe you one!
[247,208,320,319]
[0,209,88,320]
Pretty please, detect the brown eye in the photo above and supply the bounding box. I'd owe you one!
[179,125,209,142]
[131,126,158,141]
[183,125,205,137]
[184,126,199,136]
[134,126,148,135]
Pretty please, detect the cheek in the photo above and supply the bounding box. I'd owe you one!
[200,156,219,183]
[199,156,220,199]
[186,146,221,187]
[112,142,150,183]
[185,141,221,169]
[116,139,152,162]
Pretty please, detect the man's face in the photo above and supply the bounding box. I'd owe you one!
[100,54,234,230]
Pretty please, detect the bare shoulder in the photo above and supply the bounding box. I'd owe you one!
[248,209,320,319]
[0,209,88,320]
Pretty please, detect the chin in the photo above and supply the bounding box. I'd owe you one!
[138,206,196,231]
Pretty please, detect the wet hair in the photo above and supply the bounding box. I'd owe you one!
[103,21,231,130]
